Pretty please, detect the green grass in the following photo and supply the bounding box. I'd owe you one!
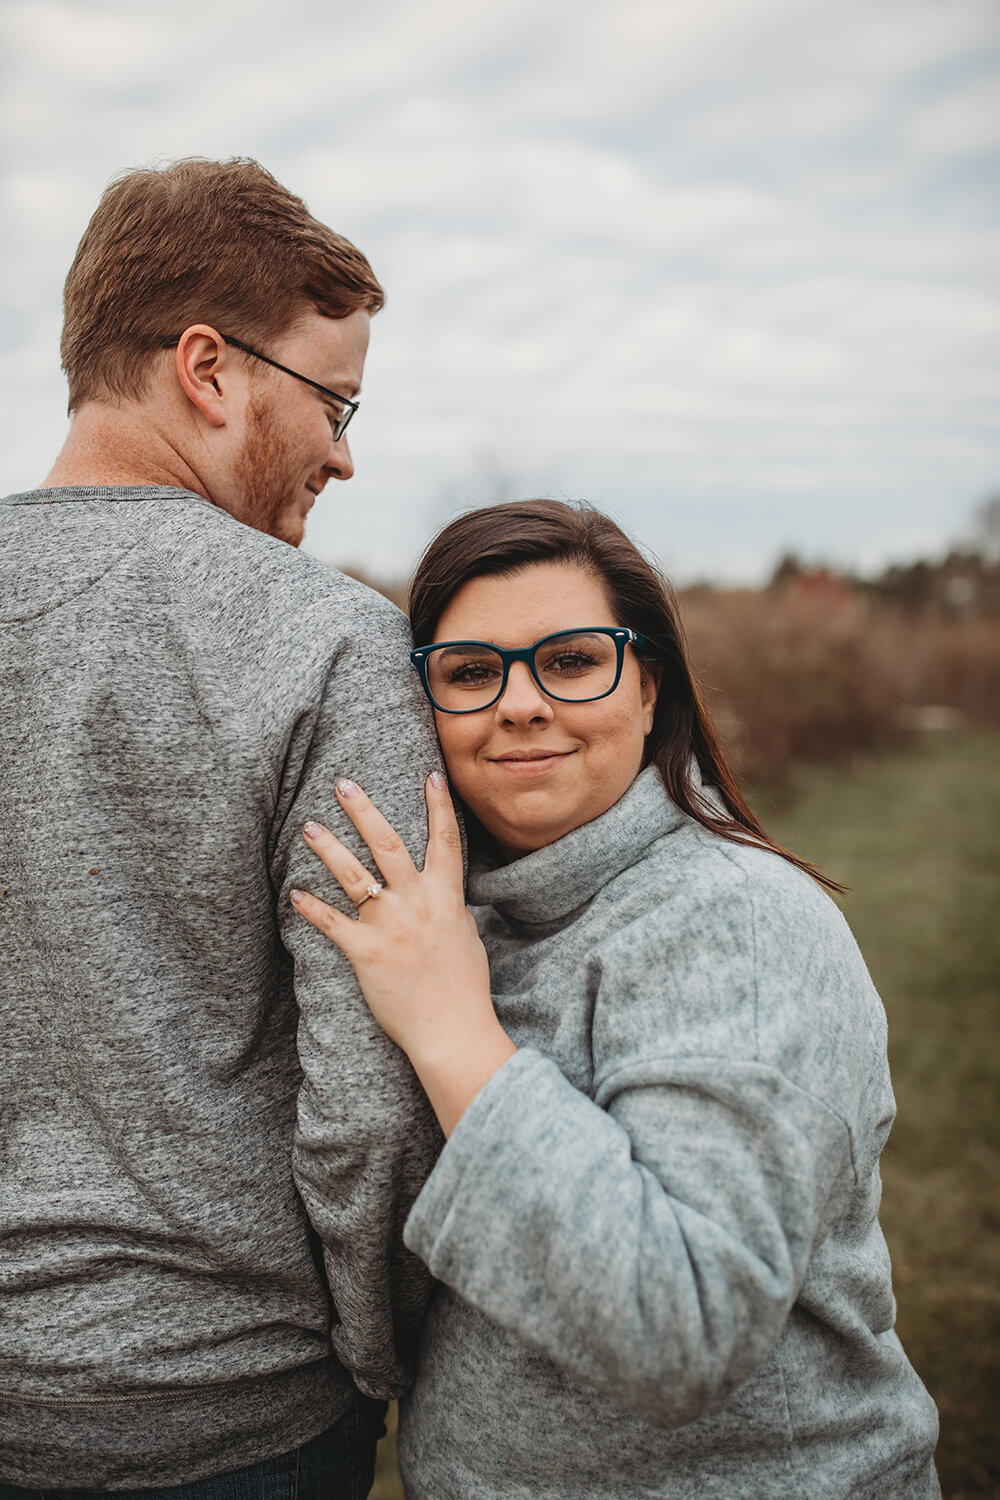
[372,734,1000,1498]
[767,734,1000,1499]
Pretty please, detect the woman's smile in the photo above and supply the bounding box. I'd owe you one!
[490,748,578,775]
[431,562,657,859]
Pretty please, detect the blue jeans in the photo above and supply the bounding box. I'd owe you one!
[0,1398,386,1500]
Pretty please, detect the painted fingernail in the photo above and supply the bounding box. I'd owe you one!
[303,821,322,839]
[337,779,359,798]
[290,888,304,903]
[429,770,447,789]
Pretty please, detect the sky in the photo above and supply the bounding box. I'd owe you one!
[1,0,998,585]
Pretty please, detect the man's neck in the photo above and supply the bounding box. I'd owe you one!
[40,402,210,499]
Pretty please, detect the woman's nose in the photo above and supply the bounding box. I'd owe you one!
[495,661,554,724]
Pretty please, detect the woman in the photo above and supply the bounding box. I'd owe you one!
[291,500,940,1499]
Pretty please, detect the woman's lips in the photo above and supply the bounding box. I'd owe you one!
[490,751,576,777]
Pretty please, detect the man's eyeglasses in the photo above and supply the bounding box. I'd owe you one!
[158,334,359,441]
[410,628,648,714]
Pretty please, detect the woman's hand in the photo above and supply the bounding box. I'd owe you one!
[290,771,517,1137]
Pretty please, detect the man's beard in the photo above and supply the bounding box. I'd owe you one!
[234,392,307,547]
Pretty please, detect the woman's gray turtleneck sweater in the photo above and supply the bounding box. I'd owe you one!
[397,766,940,1499]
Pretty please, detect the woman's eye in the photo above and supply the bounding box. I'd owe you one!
[544,651,598,676]
[448,660,501,686]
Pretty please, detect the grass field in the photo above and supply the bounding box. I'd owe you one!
[768,733,1000,1499]
[372,733,1000,1498]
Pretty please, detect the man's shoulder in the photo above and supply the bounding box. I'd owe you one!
[133,487,407,645]
[1,482,408,664]
[1,483,392,609]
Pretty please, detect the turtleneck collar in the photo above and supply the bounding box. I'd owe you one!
[467,765,692,925]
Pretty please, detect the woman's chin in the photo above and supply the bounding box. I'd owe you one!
[478,805,579,860]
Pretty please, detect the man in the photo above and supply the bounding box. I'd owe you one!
[0,159,442,1495]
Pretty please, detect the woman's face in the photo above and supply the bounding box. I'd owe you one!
[431,562,658,859]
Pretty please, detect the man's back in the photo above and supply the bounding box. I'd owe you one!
[0,485,440,1488]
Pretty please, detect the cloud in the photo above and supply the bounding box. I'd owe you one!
[1,0,997,581]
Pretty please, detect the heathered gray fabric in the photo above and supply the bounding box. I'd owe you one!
[399,766,940,1499]
[0,486,442,1489]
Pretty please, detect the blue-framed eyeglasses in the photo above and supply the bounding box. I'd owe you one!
[411,627,648,714]
[158,334,359,440]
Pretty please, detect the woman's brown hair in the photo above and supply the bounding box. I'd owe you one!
[409,499,843,894]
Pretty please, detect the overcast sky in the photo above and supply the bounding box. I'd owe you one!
[1,0,998,584]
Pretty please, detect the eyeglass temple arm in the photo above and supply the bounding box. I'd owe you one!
[157,335,358,411]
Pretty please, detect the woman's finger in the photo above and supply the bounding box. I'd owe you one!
[302,820,384,909]
[290,888,362,951]
[423,771,464,882]
[333,780,419,887]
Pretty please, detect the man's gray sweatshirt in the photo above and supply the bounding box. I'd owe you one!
[398,767,940,1499]
[0,486,442,1489]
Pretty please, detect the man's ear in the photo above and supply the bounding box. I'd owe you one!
[172,325,233,429]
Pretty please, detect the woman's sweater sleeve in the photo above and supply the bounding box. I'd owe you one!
[403,867,870,1429]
